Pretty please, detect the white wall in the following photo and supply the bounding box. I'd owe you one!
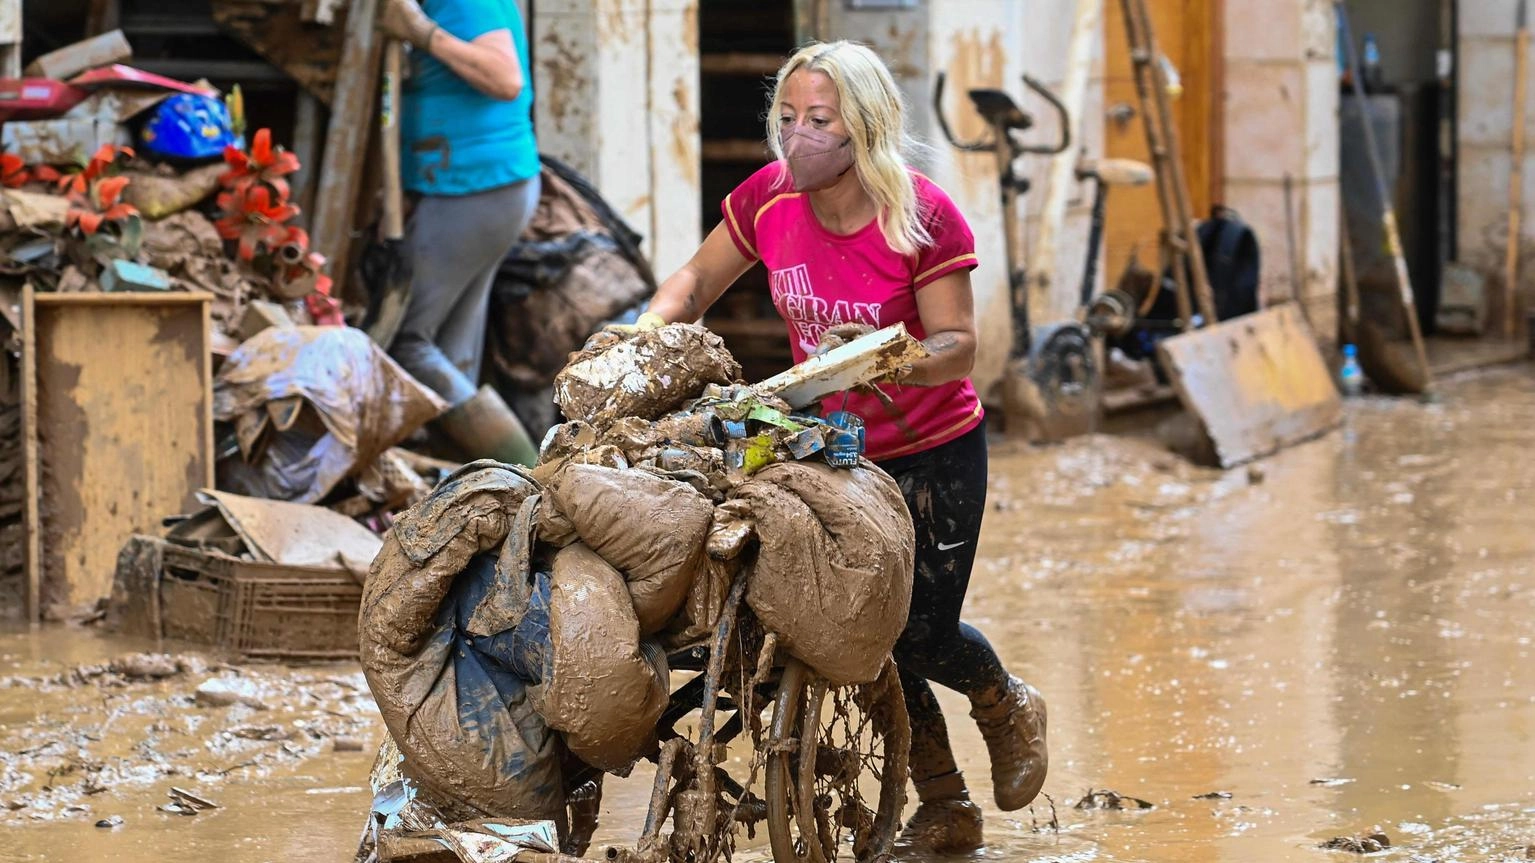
[530,0,702,280]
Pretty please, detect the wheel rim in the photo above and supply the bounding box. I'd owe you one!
[766,659,910,862]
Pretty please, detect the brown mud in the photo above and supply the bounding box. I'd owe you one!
[4,365,1535,861]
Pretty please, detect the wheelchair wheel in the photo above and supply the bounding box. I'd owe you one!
[764,657,909,862]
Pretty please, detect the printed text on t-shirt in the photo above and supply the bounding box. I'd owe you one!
[768,263,883,355]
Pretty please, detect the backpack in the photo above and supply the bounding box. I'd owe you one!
[1113,206,1261,369]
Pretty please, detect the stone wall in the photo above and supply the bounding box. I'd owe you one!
[1222,0,1341,347]
[1458,0,1533,308]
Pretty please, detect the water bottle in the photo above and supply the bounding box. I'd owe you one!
[1339,343,1364,397]
[1362,34,1384,92]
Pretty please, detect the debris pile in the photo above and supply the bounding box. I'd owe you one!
[0,652,378,824]
[357,324,919,854]
[0,31,392,620]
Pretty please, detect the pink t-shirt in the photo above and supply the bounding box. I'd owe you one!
[722,162,984,461]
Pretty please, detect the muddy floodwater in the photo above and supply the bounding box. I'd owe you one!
[3,365,1534,862]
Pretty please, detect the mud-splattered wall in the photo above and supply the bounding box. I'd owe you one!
[1222,0,1341,347]
[820,1,1106,402]
[531,0,702,281]
[1458,1,1534,308]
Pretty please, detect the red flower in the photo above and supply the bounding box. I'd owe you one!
[220,129,300,200]
[1,153,28,188]
[214,184,302,261]
[56,144,134,196]
[65,174,139,235]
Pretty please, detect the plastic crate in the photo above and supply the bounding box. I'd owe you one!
[159,543,362,662]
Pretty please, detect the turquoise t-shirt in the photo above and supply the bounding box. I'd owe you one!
[401,0,538,195]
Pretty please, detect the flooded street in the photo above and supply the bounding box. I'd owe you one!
[4,365,1534,861]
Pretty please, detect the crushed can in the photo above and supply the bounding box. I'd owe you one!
[824,411,865,468]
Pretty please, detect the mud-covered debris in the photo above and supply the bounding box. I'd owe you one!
[1193,791,1233,800]
[1320,832,1391,853]
[1422,780,1461,792]
[225,724,289,741]
[0,653,206,689]
[194,677,269,711]
[1310,777,1356,787]
[332,737,366,752]
[1074,789,1154,811]
[95,815,123,828]
[158,787,219,816]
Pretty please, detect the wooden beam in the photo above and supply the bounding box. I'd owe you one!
[309,0,384,302]
[20,283,39,622]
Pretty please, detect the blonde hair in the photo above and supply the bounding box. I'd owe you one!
[767,41,931,256]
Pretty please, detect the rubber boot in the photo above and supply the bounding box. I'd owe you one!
[970,676,1048,811]
[434,385,539,466]
[899,770,983,853]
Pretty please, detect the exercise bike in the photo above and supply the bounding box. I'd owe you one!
[933,72,1151,439]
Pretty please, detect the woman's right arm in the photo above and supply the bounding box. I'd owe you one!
[648,222,756,324]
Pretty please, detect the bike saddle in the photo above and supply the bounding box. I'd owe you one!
[967,88,1033,134]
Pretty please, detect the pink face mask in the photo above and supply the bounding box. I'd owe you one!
[781,124,855,192]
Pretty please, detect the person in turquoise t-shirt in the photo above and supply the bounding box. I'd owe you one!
[379,0,541,465]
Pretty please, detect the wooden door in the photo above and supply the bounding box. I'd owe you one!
[1102,0,1223,287]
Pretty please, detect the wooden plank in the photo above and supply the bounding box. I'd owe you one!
[310,0,384,303]
[1157,304,1342,468]
[34,292,213,307]
[752,323,928,408]
[211,0,345,104]
[20,284,40,622]
[30,293,213,618]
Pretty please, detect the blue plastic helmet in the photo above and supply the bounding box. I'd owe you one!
[139,93,244,161]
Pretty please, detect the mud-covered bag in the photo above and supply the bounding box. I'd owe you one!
[359,463,562,820]
[731,461,915,686]
[552,323,740,427]
[545,463,712,635]
[532,543,668,773]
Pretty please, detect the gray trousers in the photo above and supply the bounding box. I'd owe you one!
[390,176,541,406]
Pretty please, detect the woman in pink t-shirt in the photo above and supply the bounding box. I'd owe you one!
[640,41,1047,851]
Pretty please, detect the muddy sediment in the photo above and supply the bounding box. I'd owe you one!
[2,366,1534,862]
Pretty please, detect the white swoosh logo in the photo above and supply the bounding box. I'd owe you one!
[936,541,966,551]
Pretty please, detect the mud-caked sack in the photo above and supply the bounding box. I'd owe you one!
[358,464,563,820]
[731,461,915,686]
[532,543,669,773]
[545,463,713,634]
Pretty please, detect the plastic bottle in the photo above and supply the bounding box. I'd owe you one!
[1362,34,1384,92]
[1339,343,1364,397]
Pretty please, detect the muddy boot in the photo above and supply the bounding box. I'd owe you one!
[899,771,984,853]
[970,676,1048,811]
[434,384,539,466]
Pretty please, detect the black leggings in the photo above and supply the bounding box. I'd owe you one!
[877,422,1010,769]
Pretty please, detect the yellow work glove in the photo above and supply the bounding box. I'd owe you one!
[604,311,667,336]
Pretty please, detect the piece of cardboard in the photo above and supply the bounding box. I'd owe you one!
[1,117,131,166]
[196,489,383,576]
